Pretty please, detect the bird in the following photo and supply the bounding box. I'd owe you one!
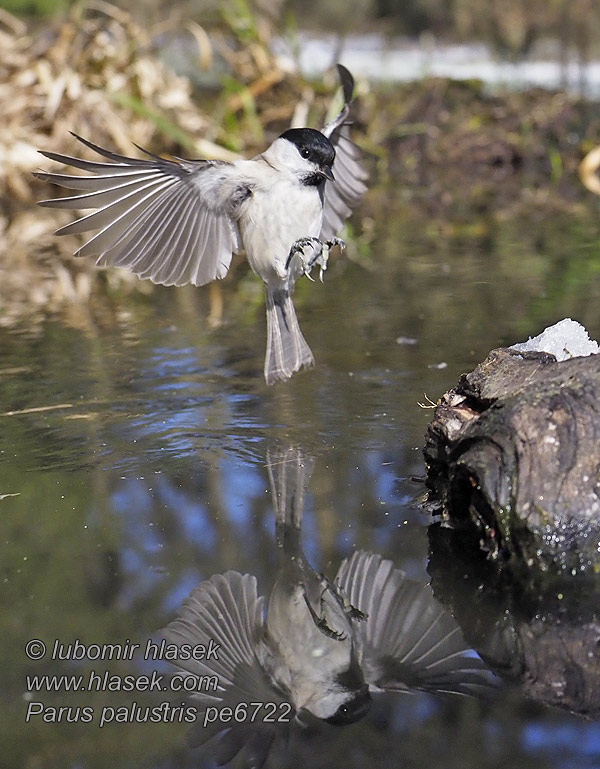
[35,65,368,385]
[161,447,496,767]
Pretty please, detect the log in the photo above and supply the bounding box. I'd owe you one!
[423,346,600,574]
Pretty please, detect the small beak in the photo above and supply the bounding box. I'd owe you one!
[319,165,335,182]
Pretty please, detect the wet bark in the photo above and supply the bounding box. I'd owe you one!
[427,522,600,719]
[423,347,600,573]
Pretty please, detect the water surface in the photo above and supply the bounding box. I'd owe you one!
[2,191,600,767]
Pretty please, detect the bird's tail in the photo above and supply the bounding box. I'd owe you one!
[267,446,314,541]
[265,288,314,385]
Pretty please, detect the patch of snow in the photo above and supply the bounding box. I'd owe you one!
[511,318,599,361]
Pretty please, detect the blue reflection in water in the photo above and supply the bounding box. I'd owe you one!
[163,568,207,613]
[155,477,216,548]
[141,346,202,374]
[298,501,321,566]
[387,692,441,730]
[120,546,163,606]
[113,480,156,519]
[219,456,264,529]
[522,722,600,767]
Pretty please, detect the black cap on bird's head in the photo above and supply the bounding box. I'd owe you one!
[280,127,336,182]
[324,684,372,726]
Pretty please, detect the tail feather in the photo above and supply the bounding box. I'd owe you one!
[267,446,308,530]
[264,288,314,385]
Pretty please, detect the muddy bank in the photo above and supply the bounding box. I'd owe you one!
[374,76,600,224]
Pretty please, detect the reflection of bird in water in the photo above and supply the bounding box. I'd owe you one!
[36,66,367,385]
[162,448,495,767]
[263,449,370,725]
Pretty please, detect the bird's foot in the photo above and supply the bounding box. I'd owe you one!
[286,237,322,282]
[346,605,368,622]
[286,237,345,283]
[318,582,349,640]
[312,237,345,282]
[335,582,368,622]
[302,583,347,642]
[315,616,347,641]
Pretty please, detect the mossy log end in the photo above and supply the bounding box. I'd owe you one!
[423,348,600,573]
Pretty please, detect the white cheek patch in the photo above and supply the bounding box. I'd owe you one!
[263,138,315,176]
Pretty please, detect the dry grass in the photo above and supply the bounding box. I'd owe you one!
[0,2,300,326]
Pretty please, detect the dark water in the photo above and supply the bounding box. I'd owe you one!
[3,199,600,768]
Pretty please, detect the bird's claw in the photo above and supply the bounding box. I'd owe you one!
[286,237,346,283]
[314,237,345,282]
[347,606,368,622]
[314,583,348,641]
[315,617,347,641]
[302,581,347,642]
[316,244,329,283]
[334,580,368,622]
[286,237,321,272]
[327,237,346,252]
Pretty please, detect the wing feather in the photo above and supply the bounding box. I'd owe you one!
[36,135,244,287]
[78,182,177,258]
[335,551,496,697]
[54,177,176,236]
[135,188,200,282]
[163,571,291,764]
[162,572,274,698]
[320,65,368,241]
[152,193,201,286]
[37,172,166,209]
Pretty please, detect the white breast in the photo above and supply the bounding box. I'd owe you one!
[237,164,323,285]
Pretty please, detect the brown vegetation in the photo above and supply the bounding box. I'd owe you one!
[0,3,313,325]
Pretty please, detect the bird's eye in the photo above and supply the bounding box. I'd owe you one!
[300,148,310,158]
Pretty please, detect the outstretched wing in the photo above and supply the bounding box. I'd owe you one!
[320,64,369,241]
[35,134,248,287]
[162,570,291,766]
[163,571,281,710]
[335,551,496,697]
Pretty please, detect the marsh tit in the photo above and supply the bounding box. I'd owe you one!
[162,448,495,767]
[35,65,368,385]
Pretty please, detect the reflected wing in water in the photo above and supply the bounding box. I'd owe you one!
[335,551,496,697]
[162,571,292,766]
